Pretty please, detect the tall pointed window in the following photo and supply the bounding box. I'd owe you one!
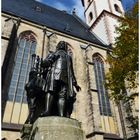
[114,4,122,13]
[8,31,37,103]
[88,12,93,23]
[93,54,112,116]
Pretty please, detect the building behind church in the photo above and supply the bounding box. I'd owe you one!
[1,0,138,140]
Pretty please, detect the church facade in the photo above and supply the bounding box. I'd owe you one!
[1,0,137,140]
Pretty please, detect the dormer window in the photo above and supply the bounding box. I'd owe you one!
[35,6,42,12]
[64,24,71,32]
[114,4,122,13]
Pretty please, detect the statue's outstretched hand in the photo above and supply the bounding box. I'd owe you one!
[75,85,81,92]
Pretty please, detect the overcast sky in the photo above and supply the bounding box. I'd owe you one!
[35,0,135,20]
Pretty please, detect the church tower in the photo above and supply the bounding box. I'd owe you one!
[81,0,124,45]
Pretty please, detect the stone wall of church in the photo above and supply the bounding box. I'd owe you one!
[1,16,15,65]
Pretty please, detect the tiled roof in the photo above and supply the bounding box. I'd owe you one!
[2,0,107,47]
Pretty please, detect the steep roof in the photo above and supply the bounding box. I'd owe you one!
[2,0,107,47]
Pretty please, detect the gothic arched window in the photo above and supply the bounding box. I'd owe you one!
[114,4,122,13]
[8,31,37,103]
[93,54,112,116]
[88,12,93,23]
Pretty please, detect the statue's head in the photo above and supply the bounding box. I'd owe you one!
[56,41,68,52]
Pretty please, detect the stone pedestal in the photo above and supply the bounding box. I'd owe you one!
[30,117,86,140]
[21,124,33,140]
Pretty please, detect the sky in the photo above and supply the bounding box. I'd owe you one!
[35,0,136,20]
[36,0,84,19]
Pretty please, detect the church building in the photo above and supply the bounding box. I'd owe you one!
[1,0,138,140]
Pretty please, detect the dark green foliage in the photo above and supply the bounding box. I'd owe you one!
[106,1,138,133]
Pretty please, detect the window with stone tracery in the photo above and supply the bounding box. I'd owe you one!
[2,19,15,38]
[93,54,112,116]
[8,31,37,103]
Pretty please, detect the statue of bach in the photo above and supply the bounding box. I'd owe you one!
[24,41,81,125]
[41,41,81,117]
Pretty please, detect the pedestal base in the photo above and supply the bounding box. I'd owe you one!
[21,124,32,140]
[30,117,86,140]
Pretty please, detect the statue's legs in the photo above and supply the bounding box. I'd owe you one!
[57,83,67,117]
[45,92,54,115]
[66,97,76,118]
[41,92,54,116]
[25,96,37,124]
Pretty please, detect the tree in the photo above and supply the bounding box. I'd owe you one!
[106,1,138,134]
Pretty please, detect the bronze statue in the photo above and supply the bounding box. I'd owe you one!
[24,41,80,124]
[21,41,81,139]
[41,41,81,117]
